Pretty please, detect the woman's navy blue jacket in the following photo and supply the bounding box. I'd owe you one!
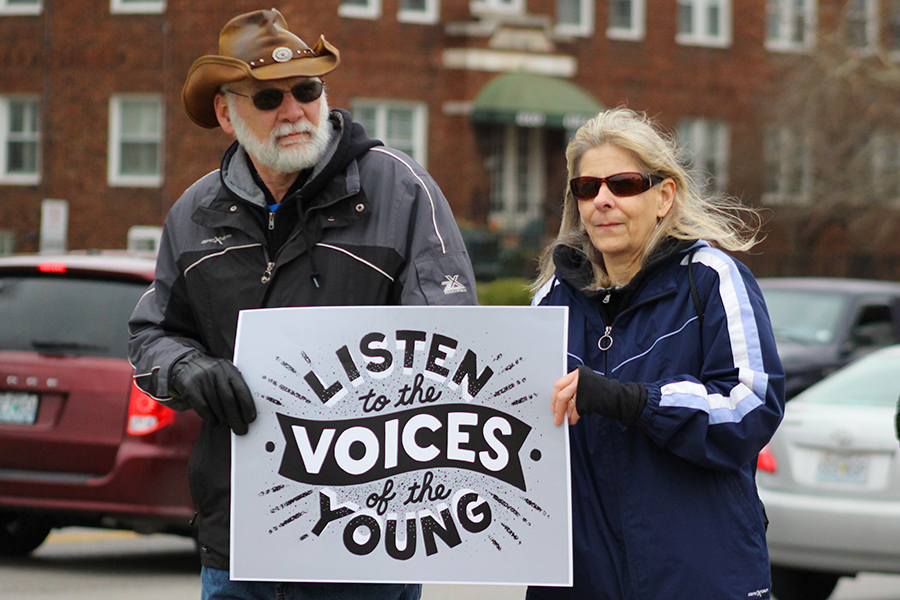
[530,240,785,600]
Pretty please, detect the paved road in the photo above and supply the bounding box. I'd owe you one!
[0,528,898,600]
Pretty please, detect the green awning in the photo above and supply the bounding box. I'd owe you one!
[470,72,603,129]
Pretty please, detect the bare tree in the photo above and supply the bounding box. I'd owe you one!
[762,16,900,276]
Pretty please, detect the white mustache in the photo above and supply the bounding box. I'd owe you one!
[272,121,315,139]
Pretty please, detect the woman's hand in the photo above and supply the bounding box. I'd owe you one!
[552,369,581,426]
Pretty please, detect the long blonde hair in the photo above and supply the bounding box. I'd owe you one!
[532,107,761,292]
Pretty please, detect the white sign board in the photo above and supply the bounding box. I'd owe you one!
[39,199,68,254]
[231,306,571,586]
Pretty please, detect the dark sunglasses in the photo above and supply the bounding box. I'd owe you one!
[226,80,324,111]
[569,172,665,200]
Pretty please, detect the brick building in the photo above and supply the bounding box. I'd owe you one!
[2,0,900,278]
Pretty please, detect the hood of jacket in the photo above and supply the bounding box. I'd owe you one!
[553,237,697,304]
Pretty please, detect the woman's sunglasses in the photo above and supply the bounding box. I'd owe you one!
[569,172,665,200]
[226,80,324,111]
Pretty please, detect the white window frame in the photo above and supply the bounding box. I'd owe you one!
[0,0,41,15]
[762,125,814,205]
[555,0,594,38]
[0,95,40,185]
[607,0,646,41]
[471,0,523,17]
[845,0,878,52]
[108,94,163,188]
[398,0,439,24]
[339,0,382,20]
[676,117,730,194]
[765,0,817,52]
[351,99,428,167]
[676,0,732,48]
[110,0,165,14]
[486,125,546,232]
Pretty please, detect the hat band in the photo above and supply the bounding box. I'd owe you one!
[248,47,317,69]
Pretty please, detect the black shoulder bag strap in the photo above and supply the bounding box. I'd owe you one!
[687,247,704,335]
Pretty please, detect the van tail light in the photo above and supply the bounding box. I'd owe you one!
[757,444,777,473]
[127,381,176,436]
[37,262,67,273]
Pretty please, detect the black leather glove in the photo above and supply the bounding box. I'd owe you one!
[168,352,257,435]
[575,365,647,427]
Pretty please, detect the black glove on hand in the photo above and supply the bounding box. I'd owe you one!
[169,352,257,435]
[575,365,647,427]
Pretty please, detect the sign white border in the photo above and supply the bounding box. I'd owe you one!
[230,306,571,586]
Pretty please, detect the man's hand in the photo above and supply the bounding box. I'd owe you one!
[169,352,257,435]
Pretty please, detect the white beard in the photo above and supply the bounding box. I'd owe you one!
[229,91,332,174]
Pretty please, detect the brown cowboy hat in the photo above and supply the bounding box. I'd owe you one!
[182,8,339,129]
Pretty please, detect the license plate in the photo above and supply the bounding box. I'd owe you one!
[816,452,868,484]
[0,391,39,425]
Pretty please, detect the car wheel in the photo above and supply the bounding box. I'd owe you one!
[0,513,52,556]
[771,566,841,600]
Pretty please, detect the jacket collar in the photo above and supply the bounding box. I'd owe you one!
[554,237,696,299]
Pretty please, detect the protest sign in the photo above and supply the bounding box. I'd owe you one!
[230,306,570,585]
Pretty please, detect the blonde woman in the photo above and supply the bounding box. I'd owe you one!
[529,108,785,600]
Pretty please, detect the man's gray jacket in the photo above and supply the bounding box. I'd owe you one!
[128,108,477,569]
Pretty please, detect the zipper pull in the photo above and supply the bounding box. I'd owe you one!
[598,326,613,351]
[268,212,275,230]
[603,292,611,304]
[261,262,275,284]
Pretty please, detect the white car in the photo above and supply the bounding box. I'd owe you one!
[757,344,900,600]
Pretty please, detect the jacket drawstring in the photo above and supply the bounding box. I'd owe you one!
[308,245,321,288]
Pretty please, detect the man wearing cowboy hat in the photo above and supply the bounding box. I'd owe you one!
[128,8,476,599]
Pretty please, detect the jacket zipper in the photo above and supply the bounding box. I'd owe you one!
[596,288,676,372]
[258,210,276,284]
[598,325,613,351]
[260,239,274,285]
[261,261,275,284]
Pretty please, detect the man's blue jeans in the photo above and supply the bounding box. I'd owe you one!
[201,567,422,600]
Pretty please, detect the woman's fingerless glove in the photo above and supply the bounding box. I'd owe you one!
[575,365,647,427]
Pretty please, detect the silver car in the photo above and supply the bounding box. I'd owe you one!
[757,344,900,600]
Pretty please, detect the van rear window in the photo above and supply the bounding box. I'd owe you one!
[0,275,147,359]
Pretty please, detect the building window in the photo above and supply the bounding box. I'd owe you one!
[763,126,813,204]
[888,0,900,51]
[339,0,382,19]
[485,125,546,231]
[872,131,900,200]
[0,96,40,185]
[676,0,732,47]
[556,0,593,37]
[0,0,41,15]
[471,0,523,16]
[110,0,165,14]
[845,0,877,51]
[398,0,438,23]
[108,95,163,188]
[608,0,645,41]
[765,0,816,52]
[676,118,730,194]
[352,100,428,167]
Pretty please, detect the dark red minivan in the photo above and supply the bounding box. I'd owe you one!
[0,252,201,555]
